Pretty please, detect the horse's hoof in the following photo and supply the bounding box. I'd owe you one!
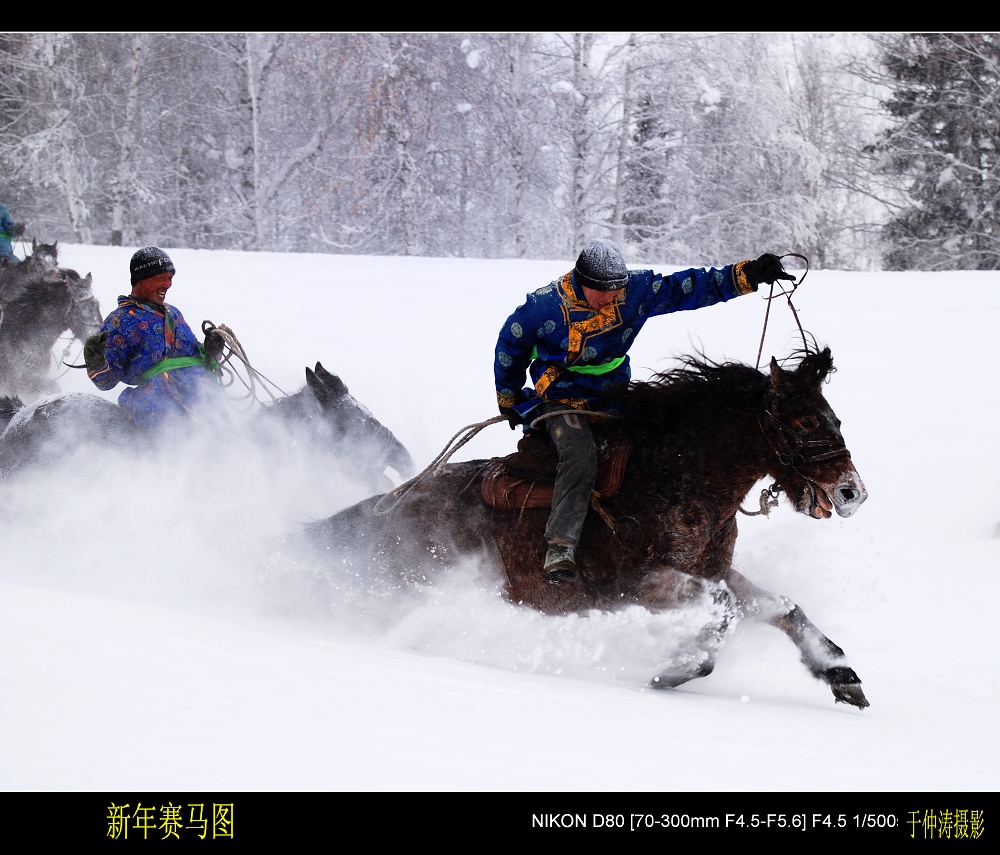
[650,674,685,690]
[821,664,869,708]
[650,660,713,690]
[823,664,860,684]
[832,683,870,709]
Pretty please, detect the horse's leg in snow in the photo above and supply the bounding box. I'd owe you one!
[640,569,736,691]
[725,569,869,709]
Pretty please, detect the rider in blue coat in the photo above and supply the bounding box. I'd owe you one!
[84,247,225,428]
[494,239,795,583]
[0,203,25,260]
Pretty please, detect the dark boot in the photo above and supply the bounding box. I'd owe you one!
[543,542,578,584]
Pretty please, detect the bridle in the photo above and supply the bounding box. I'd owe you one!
[744,400,852,517]
[740,252,851,516]
[67,284,101,333]
[55,275,103,370]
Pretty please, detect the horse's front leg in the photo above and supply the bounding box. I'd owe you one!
[725,570,869,709]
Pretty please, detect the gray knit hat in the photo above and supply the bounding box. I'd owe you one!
[574,238,628,291]
[130,246,175,285]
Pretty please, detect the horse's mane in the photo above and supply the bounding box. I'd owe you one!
[605,346,835,440]
[2,275,54,307]
[609,354,767,431]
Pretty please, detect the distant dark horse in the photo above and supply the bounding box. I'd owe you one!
[300,347,871,708]
[0,240,101,400]
[0,362,416,492]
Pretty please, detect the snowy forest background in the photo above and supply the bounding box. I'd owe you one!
[3,32,998,272]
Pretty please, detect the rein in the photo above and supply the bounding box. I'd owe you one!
[740,251,820,517]
[373,406,620,517]
[200,320,290,408]
[52,335,81,381]
[528,406,619,431]
[373,414,508,516]
[754,253,810,371]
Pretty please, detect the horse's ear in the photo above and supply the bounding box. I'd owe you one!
[306,364,348,406]
[305,366,328,404]
[315,363,349,396]
[769,356,788,391]
[794,347,835,387]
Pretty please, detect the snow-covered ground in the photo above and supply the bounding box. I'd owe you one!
[1,245,997,801]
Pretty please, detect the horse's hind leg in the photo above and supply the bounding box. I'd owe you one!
[726,570,869,709]
[645,573,736,691]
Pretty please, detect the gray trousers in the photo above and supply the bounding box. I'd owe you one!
[538,402,598,547]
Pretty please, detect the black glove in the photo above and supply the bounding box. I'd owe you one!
[12,222,24,238]
[203,329,225,362]
[499,388,533,429]
[742,253,796,289]
[83,331,108,372]
[499,405,522,430]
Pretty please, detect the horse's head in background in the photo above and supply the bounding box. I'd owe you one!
[261,362,415,491]
[63,270,102,342]
[0,241,100,400]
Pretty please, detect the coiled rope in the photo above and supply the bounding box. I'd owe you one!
[201,320,289,408]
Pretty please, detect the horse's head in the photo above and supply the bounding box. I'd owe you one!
[63,270,102,340]
[305,362,350,413]
[763,347,867,520]
[304,362,416,479]
[28,240,59,273]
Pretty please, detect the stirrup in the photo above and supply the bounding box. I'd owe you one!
[544,544,578,585]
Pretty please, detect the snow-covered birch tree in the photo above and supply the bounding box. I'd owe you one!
[109,34,143,246]
[0,33,95,242]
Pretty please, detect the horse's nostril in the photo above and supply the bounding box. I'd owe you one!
[839,487,857,502]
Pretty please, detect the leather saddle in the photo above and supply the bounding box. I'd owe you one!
[481,430,632,511]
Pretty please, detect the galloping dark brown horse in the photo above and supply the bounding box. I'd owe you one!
[301,346,871,708]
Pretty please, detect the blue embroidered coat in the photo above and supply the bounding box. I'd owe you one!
[0,204,17,258]
[495,263,755,411]
[87,296,220,427]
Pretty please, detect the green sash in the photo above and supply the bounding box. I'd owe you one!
[141,355,207,383]
[531,346,625,375]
